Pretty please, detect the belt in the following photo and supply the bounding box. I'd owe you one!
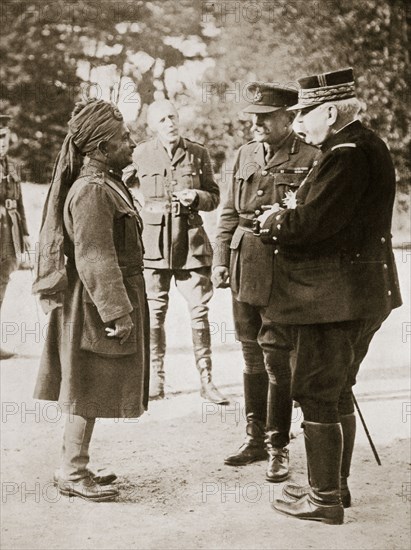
[238,216,254,229]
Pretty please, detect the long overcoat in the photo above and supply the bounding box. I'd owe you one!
[261,121,402,323]
[34,159,150,418]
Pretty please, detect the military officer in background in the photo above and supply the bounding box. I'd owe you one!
[212,83,318,481]
[256,68,402,524]
[0,114,30,360]
[129,99,228,404]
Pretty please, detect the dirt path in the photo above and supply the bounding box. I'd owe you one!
[1,198,410,549]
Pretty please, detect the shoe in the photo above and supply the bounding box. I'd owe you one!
[224,441,267,466]
[54,469,117,487]
[57,475,119,502]
[200,379,230,405]
[0,348,16,360]
[266,447,289,483]
[272,494,344,525]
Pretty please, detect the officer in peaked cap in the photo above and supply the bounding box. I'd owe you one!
[255,68,402,524]
[0,113,30,360]
[212,82,319,480]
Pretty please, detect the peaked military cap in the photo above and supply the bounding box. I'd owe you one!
[243,82,298,113]
[0,114,12,128]
[288,68,356,111]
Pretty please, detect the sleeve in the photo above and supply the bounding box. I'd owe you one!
[212,148,241,267]
[195,147,220,212]
[261,147,370,247]
[70,183,133,323]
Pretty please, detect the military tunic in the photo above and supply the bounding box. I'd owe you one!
[258,121,402,420]
[0,157,29,302]
[260,121,402,323]
[34,159,150,418]
[214,133,319,306]
[132,137,219,270]
[132,137,220,329]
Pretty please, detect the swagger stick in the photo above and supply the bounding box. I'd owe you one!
[353,394,382,466]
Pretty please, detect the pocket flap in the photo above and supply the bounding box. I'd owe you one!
[141,211,165,225]
[273,173,303,187]
[139,170,162,178]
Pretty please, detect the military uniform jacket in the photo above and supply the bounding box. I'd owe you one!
[0,156,29,262]
[132,137,219,270]
[261,121,402,324]
[34,159,150,418]
[213,133,319,306]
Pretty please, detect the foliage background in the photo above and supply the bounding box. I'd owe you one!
[1,0,409,228]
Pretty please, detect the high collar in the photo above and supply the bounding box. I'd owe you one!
[156,136,186,164]
[83,157,123,182]
[321,120,362,152]
[253,131,295,168]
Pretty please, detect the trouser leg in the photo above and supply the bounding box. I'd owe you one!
[176,268,228,404]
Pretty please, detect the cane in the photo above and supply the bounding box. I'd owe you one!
[353,394,382,466]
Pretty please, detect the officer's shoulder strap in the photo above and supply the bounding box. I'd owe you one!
[331,143,357,151]
[184,137,205,147]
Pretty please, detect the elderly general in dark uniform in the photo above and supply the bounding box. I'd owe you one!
[129,99,228,404]
[212,83,318,481]
[0,114,30,359]
[256,68,402,524]
[33,99,149,502]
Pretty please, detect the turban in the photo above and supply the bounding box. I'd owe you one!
[32,99,124,312]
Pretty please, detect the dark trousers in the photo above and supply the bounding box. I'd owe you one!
[258,315,387,423]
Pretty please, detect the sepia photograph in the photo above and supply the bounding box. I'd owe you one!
[1,1,410,548]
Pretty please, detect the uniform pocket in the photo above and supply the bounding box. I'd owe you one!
[139,172,165,198]
[80,287,138,357]
[141,211,165,260]
[180,164,201,189]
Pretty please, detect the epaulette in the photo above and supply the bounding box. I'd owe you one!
[86,171,105,185]
[331,143,357,151]
[185,137,205,147]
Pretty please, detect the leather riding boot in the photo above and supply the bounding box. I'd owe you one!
[265,382,292,482]
[225,372,268,466]
[273,422,344,525]
[283,413,356,508]
[149,327,166,399]
[340,413,356,507]
[192,328,229,405]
